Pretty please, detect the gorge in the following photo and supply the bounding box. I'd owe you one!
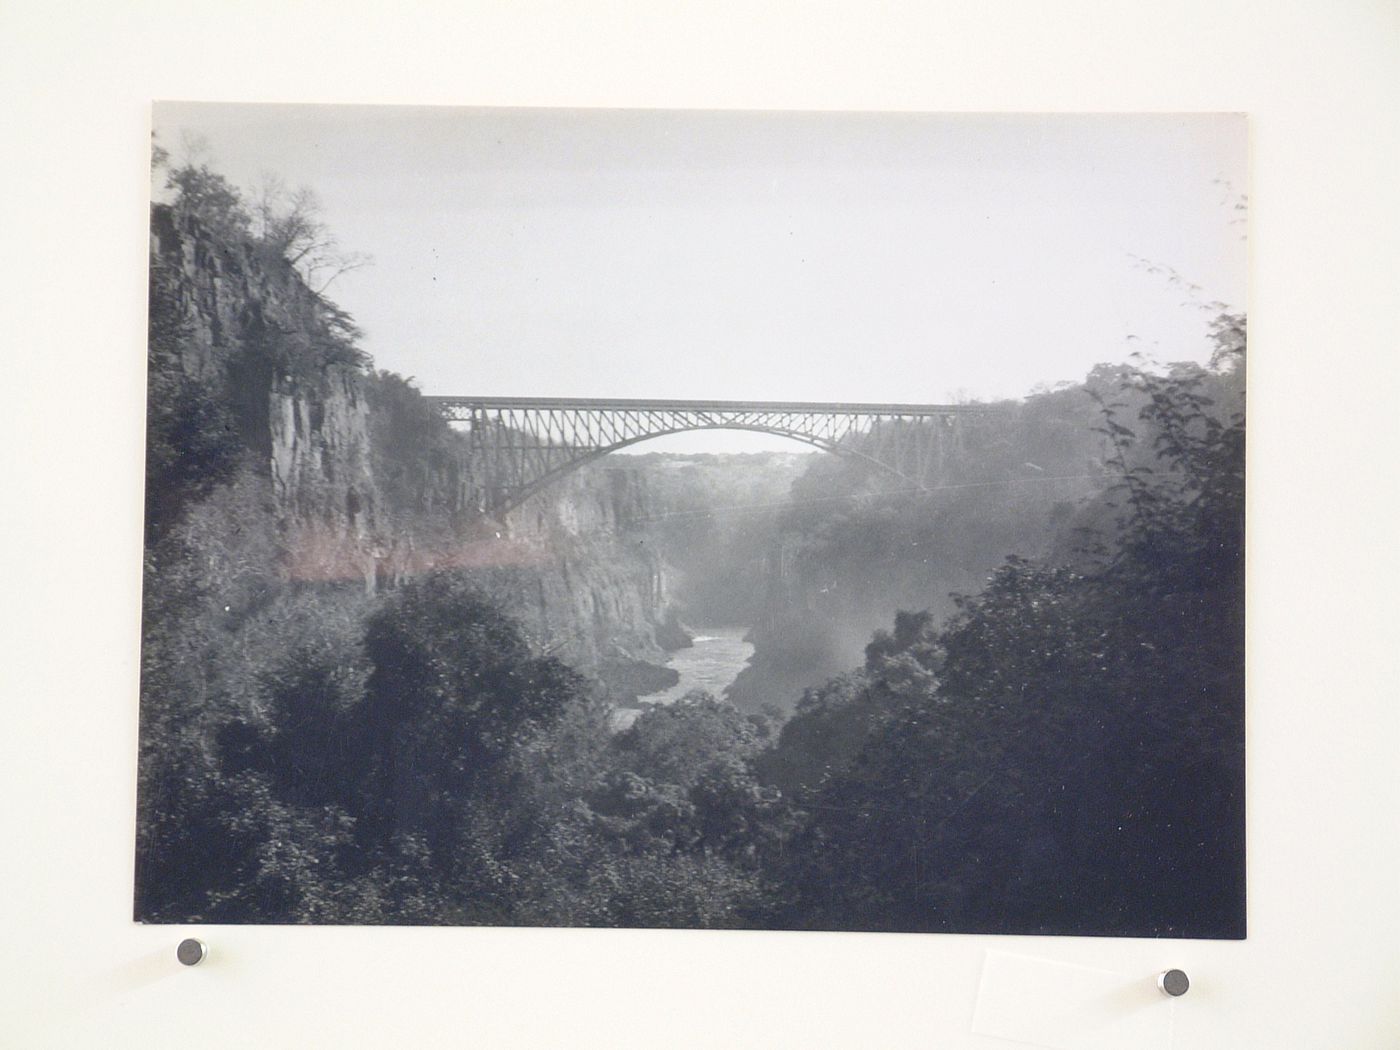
[137,157,1245,938]
[148,199,1120,723]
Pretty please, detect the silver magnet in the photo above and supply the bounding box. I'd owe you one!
[176,938,208,967]
[1157,968,1189,997]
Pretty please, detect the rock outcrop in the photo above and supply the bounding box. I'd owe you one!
[150,203,680,694]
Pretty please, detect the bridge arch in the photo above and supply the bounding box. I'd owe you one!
[425,396,1001,517]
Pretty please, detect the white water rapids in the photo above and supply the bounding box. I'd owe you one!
[612,626,755,730]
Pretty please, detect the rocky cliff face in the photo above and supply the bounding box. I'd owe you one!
[497,467,682,689]
[150,204,679,690]
[153,204,396,589]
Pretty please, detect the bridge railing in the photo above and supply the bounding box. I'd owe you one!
[424,395,1001,417]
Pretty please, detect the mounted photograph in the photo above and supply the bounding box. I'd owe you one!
[136,105,1246,937]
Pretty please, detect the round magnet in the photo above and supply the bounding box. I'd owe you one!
[1157,968,1189,997]
[177,938,207,967]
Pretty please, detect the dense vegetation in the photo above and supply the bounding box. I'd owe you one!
[765,342,1245,934]
[138,155,1244,935]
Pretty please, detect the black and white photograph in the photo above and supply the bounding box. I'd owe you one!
[136,104,1246,937]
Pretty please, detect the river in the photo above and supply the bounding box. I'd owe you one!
[612,625,755,730]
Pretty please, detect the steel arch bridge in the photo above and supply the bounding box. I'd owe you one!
[425,396,1006,517]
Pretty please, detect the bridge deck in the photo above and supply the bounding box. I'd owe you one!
[424,395,1004,415]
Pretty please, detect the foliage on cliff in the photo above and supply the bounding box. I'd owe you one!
[137,563,787,925]
[755,325,1245,936]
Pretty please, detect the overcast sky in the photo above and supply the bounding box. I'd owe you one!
[153,104,1246,452]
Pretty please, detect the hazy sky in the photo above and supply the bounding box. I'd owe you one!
[153,105,1246,452]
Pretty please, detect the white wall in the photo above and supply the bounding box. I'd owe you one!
[1,3,1396,1046]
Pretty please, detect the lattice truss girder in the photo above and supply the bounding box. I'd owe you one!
[424,396,1002,517]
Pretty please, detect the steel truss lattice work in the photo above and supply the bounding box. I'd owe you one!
[425,396,1006,517]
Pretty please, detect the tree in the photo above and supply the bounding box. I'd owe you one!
[359,574,587,885]
[580,692,789,925]
[250,172,372,293]
[167,163,251,242]
[151,131,169,173]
